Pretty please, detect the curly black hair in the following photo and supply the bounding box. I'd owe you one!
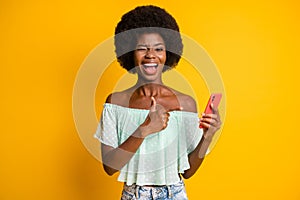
[114,5,183,72]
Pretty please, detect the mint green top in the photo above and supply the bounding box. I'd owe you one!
[94,103,203,186]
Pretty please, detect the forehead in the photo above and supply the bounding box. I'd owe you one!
[136,33,165,45]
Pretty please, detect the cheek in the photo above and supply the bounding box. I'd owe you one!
[159,53,167,64]
[133,53,140,65]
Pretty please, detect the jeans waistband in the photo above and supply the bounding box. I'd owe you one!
[123,180,184,199]
[134,185,172,199]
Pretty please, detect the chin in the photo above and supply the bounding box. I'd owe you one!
[142,77,159,83]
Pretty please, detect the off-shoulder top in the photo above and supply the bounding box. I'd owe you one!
[94,103,203,186]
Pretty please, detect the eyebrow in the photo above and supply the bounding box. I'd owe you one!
[136,43,165,47]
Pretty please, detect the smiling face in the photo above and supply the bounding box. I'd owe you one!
[134,33,167,84]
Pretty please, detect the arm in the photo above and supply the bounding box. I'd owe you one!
[101,96,170,176]
[181,101,222,179]
[101,127,146,175]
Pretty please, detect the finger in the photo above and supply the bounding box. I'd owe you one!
[156,104,167,115]
[162,122,168,130]
[199,121,210,129]
[200,117,216,125]
[202,113,217,119]
[150,96,157,112]
[209,105,221,122]
[200,117,221,130]
[165,112,170,118]
[162,114,169,122]
[163,116,169,123]
[210,103,219,115]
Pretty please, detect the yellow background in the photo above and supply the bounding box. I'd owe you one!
[1,0,299,199]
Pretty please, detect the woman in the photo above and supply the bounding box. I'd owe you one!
[94,5,221,199]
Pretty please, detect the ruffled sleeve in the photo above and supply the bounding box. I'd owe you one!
[180,113,210,155]
[94,104,118,148]
[183,113,203,154]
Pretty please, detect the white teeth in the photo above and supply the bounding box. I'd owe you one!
[143,63,158,67]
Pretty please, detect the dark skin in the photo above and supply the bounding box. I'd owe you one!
[101,33,221,181]
[101,84,220,179]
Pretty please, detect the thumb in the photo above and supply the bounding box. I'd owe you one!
[150,96,157,112]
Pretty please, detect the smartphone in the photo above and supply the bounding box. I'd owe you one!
[200,93,222,128]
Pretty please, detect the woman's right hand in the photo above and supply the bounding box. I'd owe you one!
[139,97,170,137]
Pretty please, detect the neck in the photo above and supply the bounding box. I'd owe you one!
[133,83,167,97]
[135,77,164,88]
[135,75,164,88]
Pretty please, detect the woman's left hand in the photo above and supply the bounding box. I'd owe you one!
[199,103,222,141]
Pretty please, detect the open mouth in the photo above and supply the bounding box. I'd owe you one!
[142,63,158,75]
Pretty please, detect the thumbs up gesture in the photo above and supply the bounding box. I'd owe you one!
[138,97,169,137]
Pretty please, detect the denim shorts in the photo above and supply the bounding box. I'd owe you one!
[121,180,188,200]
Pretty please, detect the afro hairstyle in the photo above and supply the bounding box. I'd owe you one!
[114,5,183,72]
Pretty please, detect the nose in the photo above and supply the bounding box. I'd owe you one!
[145,48,156,58]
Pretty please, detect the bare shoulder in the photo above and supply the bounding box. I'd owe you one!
[105,88,133,107]
[171,89,197,113]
